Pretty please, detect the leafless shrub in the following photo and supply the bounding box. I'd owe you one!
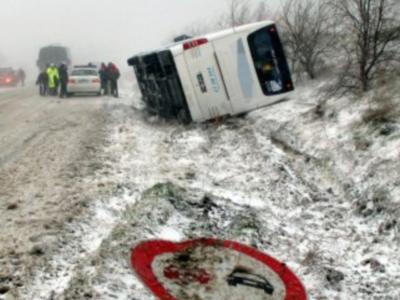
[362,103,394,124]
[331,0,400,92]
[181,0,268,37]
[218,0,253,28]
[362,77,399,123]
[216,0,275,30]
[179,22,212,38]
[278,0,335,80]
[354,185,391,217]
[301,244,322,266]
[252,1,270,22]
[180,0,277,41]
[353,133,372,151]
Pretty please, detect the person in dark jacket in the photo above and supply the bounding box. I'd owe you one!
[99,63,109,95]
[58,63,69,98]
[107,62,120,98]
[36,69,49,96]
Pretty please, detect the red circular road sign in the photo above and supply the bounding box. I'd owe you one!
[131,238,307,300]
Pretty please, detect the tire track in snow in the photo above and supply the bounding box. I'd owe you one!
[17,99,178,300]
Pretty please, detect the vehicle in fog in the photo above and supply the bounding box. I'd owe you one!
[37,45,71,71]
[67,66,101,96]
[0,67,19,87]
[127,21,294,123]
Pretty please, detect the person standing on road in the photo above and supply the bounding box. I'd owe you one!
[17,69,26,87]
[99,63,109,95]
[58,63,69,98]
[36,69,49,96]
[107,62,120,98]
[47,64,59,96]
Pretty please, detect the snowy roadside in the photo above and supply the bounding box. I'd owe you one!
[14,89,183,300]
[12,81,400,299]
[0,88,13,93]
[0,88,114,300]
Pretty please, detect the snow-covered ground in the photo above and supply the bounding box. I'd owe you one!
[5,80,400,299]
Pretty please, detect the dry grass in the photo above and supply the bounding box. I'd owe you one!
[301,244,322,266]
[362,74,400,123]
[363,93,398,124]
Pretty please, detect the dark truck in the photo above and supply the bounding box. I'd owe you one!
[37,46,71,71]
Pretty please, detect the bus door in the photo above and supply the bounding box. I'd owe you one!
[183,39,233,120]
[212,34,259,113]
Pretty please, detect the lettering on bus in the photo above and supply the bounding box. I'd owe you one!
[207,67,221,94]
[196,73,207,93]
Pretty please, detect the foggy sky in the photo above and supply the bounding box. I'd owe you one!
[0,0,279,74]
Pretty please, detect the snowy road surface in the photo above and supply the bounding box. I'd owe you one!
[0,84,399,299]
[0,87,109,291]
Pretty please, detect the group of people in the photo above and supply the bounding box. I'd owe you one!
[36,62,120,98]
[99,62,120,98]
[36,63,69,98]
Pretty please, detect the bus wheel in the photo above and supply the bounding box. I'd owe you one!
[177,109,191,125]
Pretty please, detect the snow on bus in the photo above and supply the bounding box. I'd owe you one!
[127,21,294,123]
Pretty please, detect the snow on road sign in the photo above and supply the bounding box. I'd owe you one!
[131,238,307,300]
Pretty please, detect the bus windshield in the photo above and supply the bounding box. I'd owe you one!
[248,25,293,96]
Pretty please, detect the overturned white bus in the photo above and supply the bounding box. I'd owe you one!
[127,21,294,123]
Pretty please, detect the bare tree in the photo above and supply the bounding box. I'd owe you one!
[178,1,279,43]
[332,0,400,91]
[228,0,252,27]
[279,0,334,80]
[252,1,270,22]
[178,0,256,41]
[181,21,211,37]
[184,1,275,34]
[216,0,254,29]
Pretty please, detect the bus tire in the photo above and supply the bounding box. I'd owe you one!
[177,109,191,125]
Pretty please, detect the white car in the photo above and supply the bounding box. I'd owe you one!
[67,67,101,96]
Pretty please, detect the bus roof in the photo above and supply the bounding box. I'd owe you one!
[128,20,275,60]
[169,20,275,55]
